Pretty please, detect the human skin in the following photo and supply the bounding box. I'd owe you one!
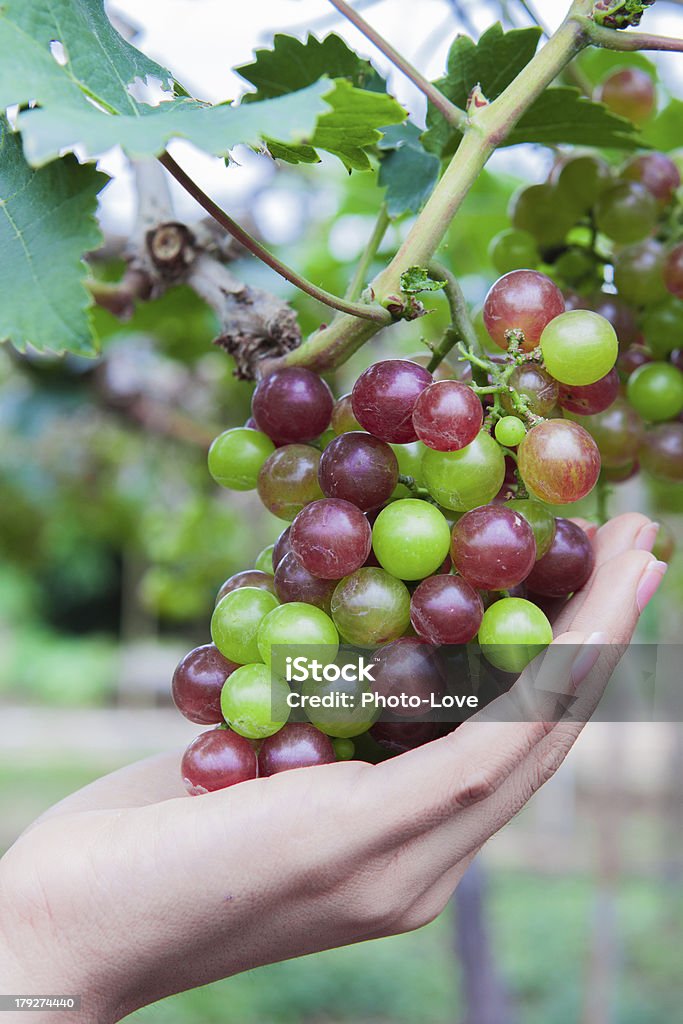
[0,513,665,1023]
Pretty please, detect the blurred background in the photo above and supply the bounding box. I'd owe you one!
[2,1,683,1021]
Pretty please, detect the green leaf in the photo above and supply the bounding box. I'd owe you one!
[0,118,108,356]
[642,99,683,152]
[424,23,641,157]
[378,123,441,217]
[400,267,446,295]
[237,33,384,97]
[0,1,330,164]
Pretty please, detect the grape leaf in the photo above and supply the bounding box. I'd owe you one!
[642,99,683,152]
[424,23,641,157]
[400,267,446,294]
[378,124,441,217]
[237,33,385,97]
[0,1,330,165]
[0,118,108,356]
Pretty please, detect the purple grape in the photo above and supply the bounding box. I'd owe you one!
[258,723,336,775]
[641,423,683,481]
[558,368,620,415]
[251,368,333,445]
[370,719,441,753]
[290,498,372,579]
[181,728,258,794]
[273,526,293,570]
[318,432,399,511]
[451,505,536,590]
[274,551,338,613]
[526,518,595,597]
[352,359,433,443]
[172,644,238,725]
[412,380,483,451]
[410,575,484,645]
[369,637,445,718]
[216,570,276,604]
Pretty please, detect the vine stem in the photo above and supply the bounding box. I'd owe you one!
[158,151,390,325]
[576,18,683,52]
[344,204,390,302]
[326,0,469,129]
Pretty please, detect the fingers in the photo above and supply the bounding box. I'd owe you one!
[565,547,664,641]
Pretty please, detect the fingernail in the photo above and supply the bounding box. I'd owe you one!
[636,560,668,613]
[571,631,607,688]
[584,523,599,540]
[634,521,660,553]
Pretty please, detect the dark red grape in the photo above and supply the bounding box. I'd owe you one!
[251,368,333,445]
[369,637,445,718]
[641,423,683,481]
[216,570,277,604]
[483,270,565,352]
[410,575,484,645]
[670,349,683,373]
[526,519,595,597]
[181,727,258,794]
[274,551,338,613]
[318,432,398,511]
[558,368,619,415]
[257,445,323,520]
[518,420,601,504]
[501,364,559,417]
[596,68,655,126]
[451,505,536,590]
[664,244,683,300]
[573,397,644,468]
[352,359,433,443]
[590,292,640,349]
[258,723,335,775]
[618,346,652,378]
[172,644,238,725]
[273,526,293,570]
[622,152,680,205]
[412,380,483,451]
[290,498,372,579]
[370,719,441,754]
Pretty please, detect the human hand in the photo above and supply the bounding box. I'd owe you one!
[0,513,666,1023]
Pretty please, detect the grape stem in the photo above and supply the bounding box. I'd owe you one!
[595,475,612,525]
[426,261,482,375]
[345,204,391,302]
[326,0,469,129]
[576,17,683,51]
[158,151,391,326]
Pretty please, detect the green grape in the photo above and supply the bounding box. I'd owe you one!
[332,737,356,760]
[372,499,451,581]
[642,300,683,357]
[553,248,597,288]
[652,523,675,562]
[613,240,667,307]
[489,229,539,274]
[540,310,618,386]
[254,544,276,575]
[594,181,658,244]
[257,602,339,669]
[626,362,683,422]
[495,416,527,448]
[303,673,378,738]
[221,663,290,740]
[211,587,279,664]
[557,155,612,212]
[510,183,580,247]
[504,498,556,559]
[331,567,411,647]
[208,428,275,490]
[478,597,553,673]
[391,440,428,492]
[421,431,506,512]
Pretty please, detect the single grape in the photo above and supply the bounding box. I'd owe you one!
[370,719,441,754]
[211,587,279,664]
[601,460,639,484]
[642,300,683,358]
[558,367,620,415]
[251,367,333,445]
[331,567,411,647]
[318,432,398,511]
[495,416,526,447]
[613,240,667,307]
[370,637,446,717]
[216,569,277,604]
[181,728,258,795]
[258,723,336,776]
[670,349,683,372]
[302,673,378,738]
[274,551,338,614]
[640,423,683,481]
[410,575,483,645]
[557,154,612,211]
[333,737,355,760]
[257,445,323,521]
[351,359,433,443]
[412,380,483,452]
[451,505,536,591]
[483,270,565,352]
[221,663,290,740]
[509,184,579,247]
[571,397,644,468]
[553,248,596,288]
[331,393,362,435]
[500,365,559,417]
[622,152,680,205]
[504,498,556,559]
[478,597,553,673]
[526,518,595,597]
[290,498,372,579]
[664,244,683,300]
[518,420,601,504]
[391,440,429,497]
[618,346,653,378]
[257,601,339,669]
[541,310,618,386]
[652,523,676,562]
[172,644,238,725]
[594,181,657,244]
[422,431,506,511]
[589,292,640,349]
[627,362,683,422]
[596,67,656,125]
[254,545,276,575]
[208,428,275,490]
[489,228,539,274]
[273,526,293,570]
[372,499,452,580]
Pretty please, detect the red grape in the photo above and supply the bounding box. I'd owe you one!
[172,644,238,725]
[352,359,433,443]
[216,570,276,604]
[290,498,372,579]
[258,723,335,775]
[483,270,565,352]
[318,432,398,511]
[257,445,323,520]
[274,551,338,613]
[518,420,601,504]
[618,346,652,378]
[664,244,683,300]
[574,397,644,468]
[641,423,683,481]
[273,526,293,570]
[410,574,484,645]
[412,380,483,451]
[526,519,595,597]
[558,368,619,415]
[450,505,536,590]
[622,152,680,205]
[596,68,655,126]
[181,728,258,795]
[252,368,333,445]
[501,365,559,417]
[331,393,362,434]
[369,637,445,718]
[670,349,683,373]
[370,719,441,753]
